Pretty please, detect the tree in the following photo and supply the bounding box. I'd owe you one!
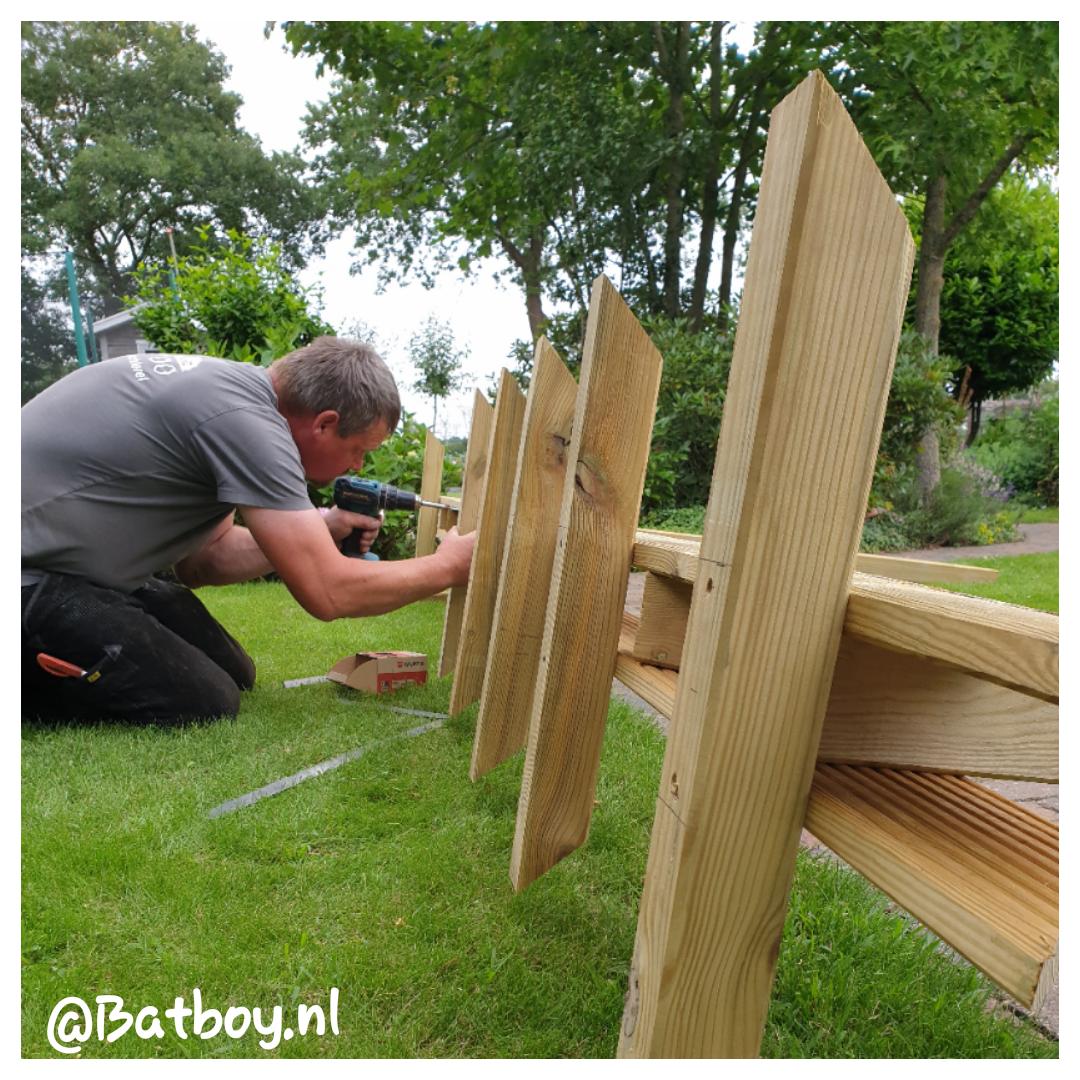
[21,21,323,307]
[828,21,1058,501]
[408,317,467,435]
[125,228,333,364]
[21,266,75,403]
[937,177,1058,442]
[282,21,820,340]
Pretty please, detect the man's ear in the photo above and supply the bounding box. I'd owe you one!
[312,410,341,437]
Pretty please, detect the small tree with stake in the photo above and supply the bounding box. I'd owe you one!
[408,316,467,437]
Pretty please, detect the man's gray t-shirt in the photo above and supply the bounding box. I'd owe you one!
[22,354,314,592]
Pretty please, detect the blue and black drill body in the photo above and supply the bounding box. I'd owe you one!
[332,476,449,558]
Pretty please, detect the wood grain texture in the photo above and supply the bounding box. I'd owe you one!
[846,572,1058,703]
[415,429,445,558]
[615,617,1057,783]
[620,71,915,1058]
[470,341,577,778]
[449,370,527,714]
[631,573,694,670]
[855,552,998,584]
[633,530,999,586]
[616,611,679,718]
[510,275,662,892]
[438,391,494,678]
[820,636,1058,781]
[632,532,1054,701]
[806,764,1058,1008]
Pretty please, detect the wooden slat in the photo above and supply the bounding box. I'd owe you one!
[630,573,693,670]
[631,532,1057,703]
[449,370,527,714]
[438,391,493,678]
[806,764,1058,1008]
[820,636,1058,782]
[633,530,999,586]
[855,552,997,584]
[618,589,1058,781]
[846,572,1058,703]
[415,429,445,558]
[511,275,663,892]
[470,340,577,778]
[620,71,915,1058]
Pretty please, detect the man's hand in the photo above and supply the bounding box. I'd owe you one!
[320,506,382,555]
[433,526,476,587]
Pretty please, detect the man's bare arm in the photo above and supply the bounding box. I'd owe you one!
[240,506,474,620]
[173,514,274,588]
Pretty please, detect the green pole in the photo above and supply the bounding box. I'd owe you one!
[64,249,89,367]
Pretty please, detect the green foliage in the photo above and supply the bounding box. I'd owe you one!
[284,21,821,332]
[939,178,1058,409]
[639,315,733,516]
[640,505,706,534]
[408,317,467,433]
[126,228,332,363]
[21,265,75,403]
[871,330,964,511]
[21,21,321,301]
[970,387,1059,504]
[861,463,1020,552]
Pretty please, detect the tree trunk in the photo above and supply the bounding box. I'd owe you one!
[688,22,725,331]
[913,173,948,506]
[655,22,690,319]
[497,224,549,342]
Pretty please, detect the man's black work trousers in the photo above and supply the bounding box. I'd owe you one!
[21,573,256,727]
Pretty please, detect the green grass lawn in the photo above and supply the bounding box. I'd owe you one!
[22,579,1057,1058]
[1017,505,1059,525]
[937,551,1058,613]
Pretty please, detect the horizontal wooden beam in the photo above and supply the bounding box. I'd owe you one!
[821,636,1058,782]
[806,764,1058,1010]
[616,611,1057,782]
[630,532,1057,703]
[630,573,693,670]
[633,530,999,584]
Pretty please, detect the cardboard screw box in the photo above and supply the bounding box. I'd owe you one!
[326,651,428,694]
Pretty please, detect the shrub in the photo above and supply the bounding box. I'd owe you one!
[640,504,706,534]
[970,387,1058,505]
[639,316,733,516]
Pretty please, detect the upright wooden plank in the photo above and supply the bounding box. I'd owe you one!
[510,275,663,891]
[448,370,527,714]
[414,429,445,558]
[438,391,493,678]
[619,71,915,1057]
[470,340,577,778]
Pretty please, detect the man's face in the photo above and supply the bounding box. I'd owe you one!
[295,414,391,485]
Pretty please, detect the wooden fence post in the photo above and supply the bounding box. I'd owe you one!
[618,71,915,1057]
[470,340,578,778]
[449,370,527,714]
[510,275,663,892]
[438,390,494,678]
[415,428,445,558]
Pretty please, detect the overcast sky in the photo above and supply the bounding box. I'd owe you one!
[195,20,538,439]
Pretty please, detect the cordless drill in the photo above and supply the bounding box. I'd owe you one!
[332,476,451,558]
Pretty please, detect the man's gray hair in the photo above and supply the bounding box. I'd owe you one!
[271,336,401,436]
